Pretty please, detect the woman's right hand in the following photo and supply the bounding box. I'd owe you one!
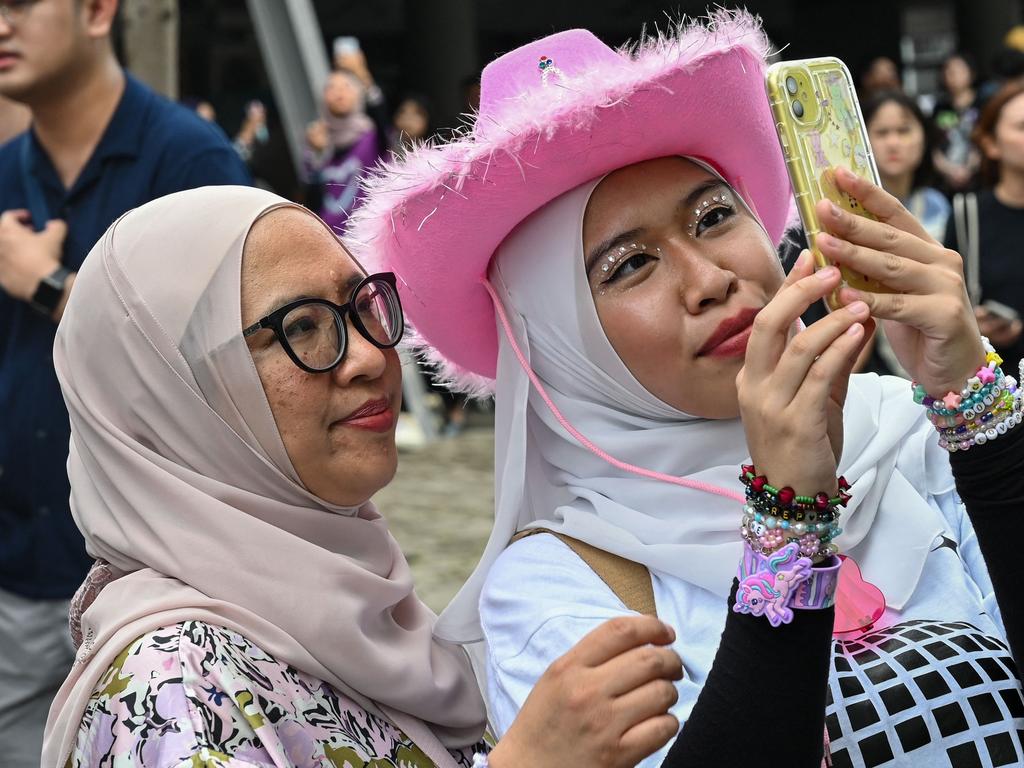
[737,251,873,495]
[489,615,683,768]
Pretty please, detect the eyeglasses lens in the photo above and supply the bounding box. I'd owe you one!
[281,303,343,371]
[355,279,403,346]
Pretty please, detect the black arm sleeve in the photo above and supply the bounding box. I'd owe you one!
[948,420,1024,666]
[661,580,834,768]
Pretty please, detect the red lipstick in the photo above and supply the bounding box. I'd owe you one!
[336,397,395,432]
[698,307,761,359]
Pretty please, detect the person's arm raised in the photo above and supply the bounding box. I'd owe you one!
[818,168,1024,664]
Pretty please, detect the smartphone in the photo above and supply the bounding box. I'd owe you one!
[766,57,895,311]
[982,299,1020,323]
[333,36,361,58]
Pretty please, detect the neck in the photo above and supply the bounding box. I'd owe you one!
[29,52,124,189]
[995,171,1024,208]
[881,171,914,202]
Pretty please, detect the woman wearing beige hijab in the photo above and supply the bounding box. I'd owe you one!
[42,185,684,768]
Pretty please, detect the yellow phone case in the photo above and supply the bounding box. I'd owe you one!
[766,57,893,310]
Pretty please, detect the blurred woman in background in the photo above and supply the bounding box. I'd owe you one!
[866,91,950,241]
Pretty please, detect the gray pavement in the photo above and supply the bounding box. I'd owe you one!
[377,422,496,613]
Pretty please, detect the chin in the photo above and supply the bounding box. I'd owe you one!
[320,451,399,507]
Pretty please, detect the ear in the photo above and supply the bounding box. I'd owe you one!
[980,133,1001,163]
[80,0,119,39]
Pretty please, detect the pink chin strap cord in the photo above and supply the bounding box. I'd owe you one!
[481,277,744,503]
[483,276,835,767]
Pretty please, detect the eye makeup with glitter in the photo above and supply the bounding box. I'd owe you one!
[595,241,662,287]
[687,190,737,236]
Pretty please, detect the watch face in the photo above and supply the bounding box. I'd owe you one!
[31,268,68,315]
[31,280,63,314]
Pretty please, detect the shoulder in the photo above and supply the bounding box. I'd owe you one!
[135,86,249,186]
[141,89,234,156]
[481,533,629,656]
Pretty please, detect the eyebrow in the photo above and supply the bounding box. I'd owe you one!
[583,178,729,274]
[258,272,365,317]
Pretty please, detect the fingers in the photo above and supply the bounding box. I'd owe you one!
[0,209,30,226]
[569,615,676,668]
[825,166,935,243]
[793,319,867,408]
[614,677,679,727]
[837,286,945,329]
[742,262,841,379]
[767,301,870,403]
[816,231,937,295]
[599,643,683,697]
[617,714,680,767]
[43,219,68,241]
[832,317,876,404]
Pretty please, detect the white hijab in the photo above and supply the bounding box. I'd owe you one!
[436,175,953,643]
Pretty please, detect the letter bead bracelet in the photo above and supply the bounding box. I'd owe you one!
[738,465,850,562]
[911,338,1024,452]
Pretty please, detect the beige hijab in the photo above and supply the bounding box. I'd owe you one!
[42,185,485,767]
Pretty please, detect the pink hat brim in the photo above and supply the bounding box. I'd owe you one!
[347,12,790,386]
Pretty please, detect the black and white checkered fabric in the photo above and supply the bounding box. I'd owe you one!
[826,620,1024,767]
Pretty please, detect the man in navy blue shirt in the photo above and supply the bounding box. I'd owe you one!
[0,1,250,763]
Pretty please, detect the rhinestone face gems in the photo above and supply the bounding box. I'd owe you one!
[687,190,734,233]
[594,243,662,285]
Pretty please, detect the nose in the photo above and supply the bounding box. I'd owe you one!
[673,244,739,314]
[330,317,388,387]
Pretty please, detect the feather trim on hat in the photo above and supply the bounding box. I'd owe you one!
[347,9,783,395]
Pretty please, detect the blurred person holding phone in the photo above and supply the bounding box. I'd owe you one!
[945,81,1024,373]
[304,44,385,231]
[0,1,250,765]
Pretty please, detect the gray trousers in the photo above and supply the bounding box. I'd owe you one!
[0,586,75,768]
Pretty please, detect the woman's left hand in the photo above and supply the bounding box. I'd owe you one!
[815,166,987,396]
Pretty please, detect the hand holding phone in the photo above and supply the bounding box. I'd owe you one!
[766,58,896,311]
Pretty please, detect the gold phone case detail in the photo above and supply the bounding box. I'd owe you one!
[766,57,893,309]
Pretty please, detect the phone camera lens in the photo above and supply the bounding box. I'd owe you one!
[785,76,799,95]
[791,99,804,118]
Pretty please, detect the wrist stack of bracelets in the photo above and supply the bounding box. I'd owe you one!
[911,338,1024,452]
[738,465,850,563]
[734,466,846,626]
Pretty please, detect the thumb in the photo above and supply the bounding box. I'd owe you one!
[44,219,68,241]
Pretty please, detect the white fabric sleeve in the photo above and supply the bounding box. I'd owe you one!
[480,534,692,768]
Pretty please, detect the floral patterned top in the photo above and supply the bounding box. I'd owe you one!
[70,621,488,768]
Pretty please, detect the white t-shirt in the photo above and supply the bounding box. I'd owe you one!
[480,489,1024,767]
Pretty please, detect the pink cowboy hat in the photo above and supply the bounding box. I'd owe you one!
[347,10,791,388]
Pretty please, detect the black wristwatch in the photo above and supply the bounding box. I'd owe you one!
[29,266,71,317]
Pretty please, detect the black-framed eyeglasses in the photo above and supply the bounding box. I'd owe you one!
[243,272,404,373]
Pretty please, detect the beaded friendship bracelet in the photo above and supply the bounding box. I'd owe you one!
[738,466,850,562]
[911,338,1024,452]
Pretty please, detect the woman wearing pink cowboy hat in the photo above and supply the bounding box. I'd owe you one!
[349,11,1024,767]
